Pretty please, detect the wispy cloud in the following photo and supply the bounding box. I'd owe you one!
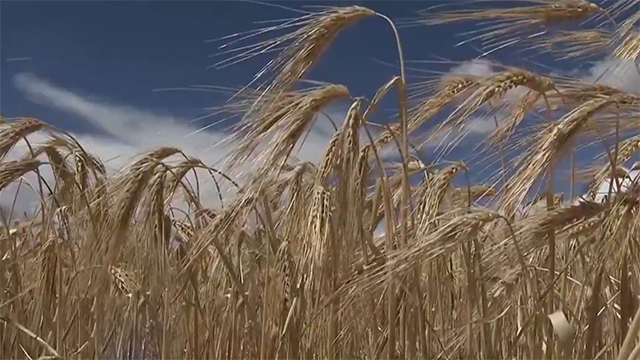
[447,59,495,78]
[5,57,32,62]
[3,73,349,216]
[587,58,640,94]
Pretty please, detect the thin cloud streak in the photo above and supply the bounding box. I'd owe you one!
[5,73,349,216]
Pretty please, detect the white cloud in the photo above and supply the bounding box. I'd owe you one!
[421,115,497,154]
[447,59,495,78]
[3,73,349,218]
[586,58,640,94]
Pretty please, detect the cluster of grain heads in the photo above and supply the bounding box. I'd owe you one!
[611,11,640,61]
[2,1,640,359]
[500,94,630,216]
[428,69,560,151]
[224,84,351,182]
[0,118,46,160]
[534,29,611,60]
[215,6,375,116]
[408,0,605,53]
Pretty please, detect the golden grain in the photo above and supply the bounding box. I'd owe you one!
[1,2,639,359]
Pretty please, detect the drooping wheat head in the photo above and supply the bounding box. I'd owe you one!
[500,95,623,215]
[435,69,560,141]
[226,84,350,184]
[533,29,611,60]
[216,6,374,116]
[408,0,605,53]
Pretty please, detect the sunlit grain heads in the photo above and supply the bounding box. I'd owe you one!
[344,99,363,158]
[109,265,141,297]
[148,169,169,246]
[30,141,77,204]
[108,147,181,261]
[488,90,542,145]
[0,118,46,160]
[535,200,606,237]
[452,185,495,207]
[536,29,610,60]
[446,70,558,130]
[219,6,374,109]
[0,159,42,191]
[588,134,640,199]
[271,6,375,89]
[612,12,640,61]
[416,162,466,226]
[566,215,603,238]
[555,83,626,107]
[405,76,479,142]
[229,84,350,180]
[421,0,603,25]
[413,0,604,53]
[501,96,621,214]
[165,158,203,197]
[118,147,180,208]
[131,147,182,170]
[5,2,640,359]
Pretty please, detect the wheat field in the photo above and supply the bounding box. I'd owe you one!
[1,0,640,359]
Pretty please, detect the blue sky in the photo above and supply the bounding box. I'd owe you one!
[1,1,638,214]
[0,0,476,212]
[1,1,476,122]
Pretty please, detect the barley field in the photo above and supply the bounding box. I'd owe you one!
[1,0,640,359]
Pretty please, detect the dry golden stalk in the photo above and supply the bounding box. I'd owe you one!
[375,76,479,149]
[417,162,466,225]
[438,69,559,137]
[227,84,350,180]
[501,96,624,214]
[534,29,610,60]
[172,219,194,243]
[613,30,640,61]
[553,83,627,107]
[0,314,61,359]
[0,159,42,191]
[317,125,345,182]
[0,118,46,160]
[3,2,640,359]
[421,0,603,25]
[109,265,141,297]
[587,134,640,199]
[341,210,500,298]
[165,158,204,197]
[411,0,604,52]
[611,11,640,61]
[565,215,603,237]
[105,147,181,264]
[307,185,331,265]
[28,143,77,207]
[147,169,169,247]
[344,99,363,162]
[217,6,374,112]
[529,200,605,235]
[488,90,542,146]
[37,237,58,329]
[451,185,495,207]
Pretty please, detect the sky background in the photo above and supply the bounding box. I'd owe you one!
[1,1,486,124]
[0,1,469,153]
[0,0,477,214]
[0,0,638,215]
